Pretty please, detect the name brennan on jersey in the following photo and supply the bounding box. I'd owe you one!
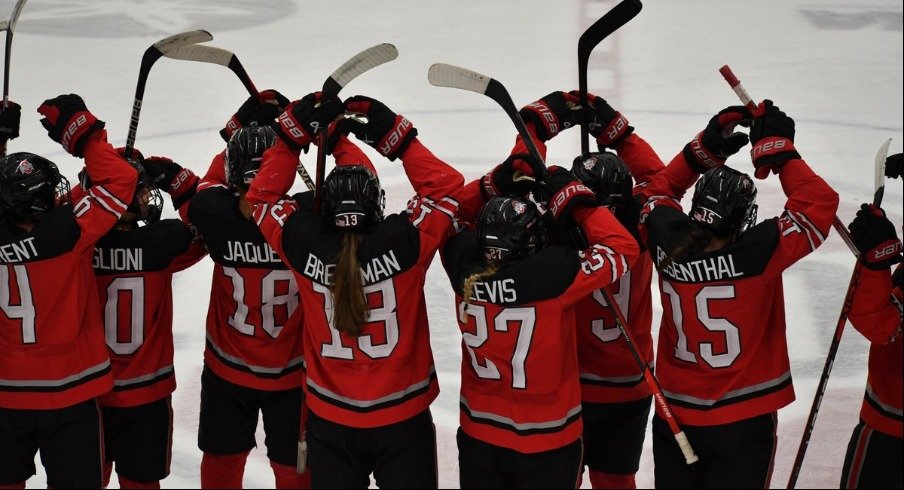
[303,250,402,285]
[222,241,282,264]
[0,237,39,263]
[93,247,143,272]
[656,246,744,282]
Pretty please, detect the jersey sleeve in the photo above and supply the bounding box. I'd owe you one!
[198,150,228,191]
[332,135,376,173]
[849,265,903,344]
[557,205,640,306]
[72,130,139,250]
[635,148,700,201]
[398,139,465,256]
[166,229,207,273]
[246,138,304,263]
[761,158,839,277]
[399,138,464,200]
[615,133,665,183]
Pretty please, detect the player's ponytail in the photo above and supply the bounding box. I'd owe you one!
[331,233,369,337]
[461,261,500,313]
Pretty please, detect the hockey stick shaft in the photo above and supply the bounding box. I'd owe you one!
[314,43,399,213]
[2,0,27,108]
[600,287,699,464]
[427,63,547,175]
[125,30,213,157]
[578,0,642,154]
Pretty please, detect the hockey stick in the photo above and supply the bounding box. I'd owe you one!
[163,41,318,191]
[578,0,642,154]
[429,63,699,463]
[601,286,700,465]
[1,0,27,109]
[427,63,546,178]
[719,65,865,256]
[162,42,258,97]
[718,65,896,487]
[313,43,399,213]
[786,139,892,489]
[125,30,213,158]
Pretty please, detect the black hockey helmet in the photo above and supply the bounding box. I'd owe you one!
[0,152,71,222]
[79,154,163,224]
[690,166,758,236]
[571,151,633,208]
[477,196,546,262]
[321,165,385,230]
[224,122,277,189]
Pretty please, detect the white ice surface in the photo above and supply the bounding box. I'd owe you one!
[7,0,902,488]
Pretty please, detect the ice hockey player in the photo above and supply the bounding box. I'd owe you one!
[637,100,839,488]
[246,92,462,489]
[0,94,137,488]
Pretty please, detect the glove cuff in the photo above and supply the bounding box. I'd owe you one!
[378,117,417,161]
[276,112,313,152]
[862,240,903,270]
[549,180,595,220]
[595,112,633,148]
[519,102,558,141]
[683,132,726,174]
[751,137,799,179]
[66,114,104,158]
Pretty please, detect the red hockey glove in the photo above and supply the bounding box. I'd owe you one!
[481,153,545,199]
[338,96,417,161]
[545,165,597,221]
[275,92,342,152]
[683,105,752,173]
[221,89,290,142]
[37,94,105,157]
[849,203,903,270]
[518,91,583,141]
[749,100,801,179]
[570,91,634,149]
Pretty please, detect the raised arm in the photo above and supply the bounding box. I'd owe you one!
[638,105,752,200]
[37,94,138,246]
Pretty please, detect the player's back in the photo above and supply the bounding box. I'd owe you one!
[92,219,203,407]
[188,185,303,391]
[1,206,112,409]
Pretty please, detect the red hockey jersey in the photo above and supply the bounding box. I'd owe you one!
[639,155,839,426]
[187,153,304,392]
[849,263,903,438]
[247,136,463,428]
[1,131,137,409]
[442,198,640,453]
[92,220,205,407]
[574,133,666,403]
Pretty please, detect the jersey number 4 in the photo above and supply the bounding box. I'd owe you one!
[1,265,37,344]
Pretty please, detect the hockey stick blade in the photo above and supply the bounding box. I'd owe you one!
[3,0,28,107]
[314,43,399,213]
[322,43,399,97]
[578,0,642,153]
[874,138,891,206]
[125,29,212,154]
[0,0,27,32]
[428,63,546,172]
[164,43,258,95]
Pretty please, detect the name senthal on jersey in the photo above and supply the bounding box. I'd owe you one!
[655,246,745,282]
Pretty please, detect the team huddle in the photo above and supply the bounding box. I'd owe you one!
[0,79,901,490]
